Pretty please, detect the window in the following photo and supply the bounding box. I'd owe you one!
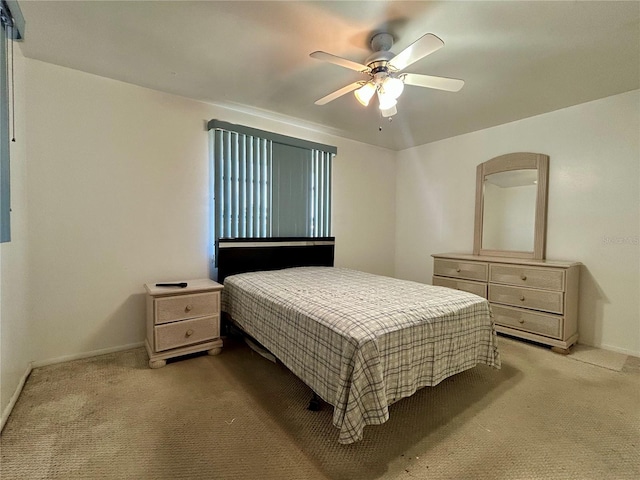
[208,120,336,248]
[0,0,24,243]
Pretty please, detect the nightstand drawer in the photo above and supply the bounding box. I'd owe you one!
[432,276,487,298]
[489,284,564,314]
[155,291,219,324]
[490,264,565,291]
[154,315,219,352]
[433,259,488,282]
[492,305,562,339]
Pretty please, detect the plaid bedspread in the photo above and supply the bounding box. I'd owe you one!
[221,267,501,444]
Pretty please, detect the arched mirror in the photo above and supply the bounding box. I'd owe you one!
[473,152,549,259]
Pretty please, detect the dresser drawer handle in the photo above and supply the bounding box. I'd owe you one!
[521,274,527,281]
[186,329,194,337]
[185,304,193,312]
[519,318,525,324]
[455,267,461,273]
[520,295,525,301]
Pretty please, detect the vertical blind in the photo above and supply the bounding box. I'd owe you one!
[0,0,25,242]
[212,131,273,239]
[0,17,7,243]
[0,0,24,243]
[209,120,335,248]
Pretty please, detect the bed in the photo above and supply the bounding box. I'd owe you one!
[218,238,501,444]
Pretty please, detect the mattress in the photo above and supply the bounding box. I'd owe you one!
[221,267,501,444]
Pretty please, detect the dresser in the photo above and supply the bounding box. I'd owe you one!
[144,279,223,368]
[432,253,580,353]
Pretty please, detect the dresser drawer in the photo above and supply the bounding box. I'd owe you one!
[490,264,565,291]
[492,304,562,339]
[432,276,487,298]
[154,315,219,352]
[489,284,564,314]
[155,291,219,325]
[433,259,488,282]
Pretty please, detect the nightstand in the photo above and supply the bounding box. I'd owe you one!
[144,279,223,368]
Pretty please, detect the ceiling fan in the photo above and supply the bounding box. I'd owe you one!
[310,32,464,118]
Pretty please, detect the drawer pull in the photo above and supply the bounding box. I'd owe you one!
[186,329,194,337]
[520,295,525,301]
[519,318,525,324]
[521,274,527,281]
[185,304,193,312]
[455,267,461,273]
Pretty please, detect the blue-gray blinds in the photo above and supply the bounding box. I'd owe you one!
[209,121,335,245]
[0,0,24,243]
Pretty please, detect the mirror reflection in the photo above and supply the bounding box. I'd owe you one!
[482,169,538,252]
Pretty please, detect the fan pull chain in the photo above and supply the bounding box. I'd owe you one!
[377,112,394,132]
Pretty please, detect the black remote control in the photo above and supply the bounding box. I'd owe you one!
[155,282,188,288]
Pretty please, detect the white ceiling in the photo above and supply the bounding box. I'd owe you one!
[17,1,640,151]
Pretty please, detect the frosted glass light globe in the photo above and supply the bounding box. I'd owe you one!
[354,82,376,106]
[377,90,398,110]
[382,76,404,99]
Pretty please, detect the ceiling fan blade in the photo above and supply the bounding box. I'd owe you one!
[310,51,370,73]
[387,33,445,72]
[403,73,464,92]
[314,82,364,105]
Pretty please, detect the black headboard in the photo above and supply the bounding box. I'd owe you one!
[216,237,335,284]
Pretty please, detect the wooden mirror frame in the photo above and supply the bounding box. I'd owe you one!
[473,152,549,260]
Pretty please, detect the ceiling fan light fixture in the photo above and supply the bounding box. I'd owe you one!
[380,105,397,118]
[377,90,397,110]
[354,81,376,106]
[311,31,463,121]
[382,76,404,99]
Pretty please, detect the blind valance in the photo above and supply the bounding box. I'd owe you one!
[207,119,337,155]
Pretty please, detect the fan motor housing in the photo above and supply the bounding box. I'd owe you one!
[370,32,394,52]
[365,50,394,67]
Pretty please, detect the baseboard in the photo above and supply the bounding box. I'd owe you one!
[1,363,33,433]
[31,342,145,368]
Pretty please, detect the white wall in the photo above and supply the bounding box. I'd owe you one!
[0,46,30,422]
[396,90,640,356]
[19,58,395,365]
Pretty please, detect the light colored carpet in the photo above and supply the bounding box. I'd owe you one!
[567,343,631,371]
[1,335,639,480]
